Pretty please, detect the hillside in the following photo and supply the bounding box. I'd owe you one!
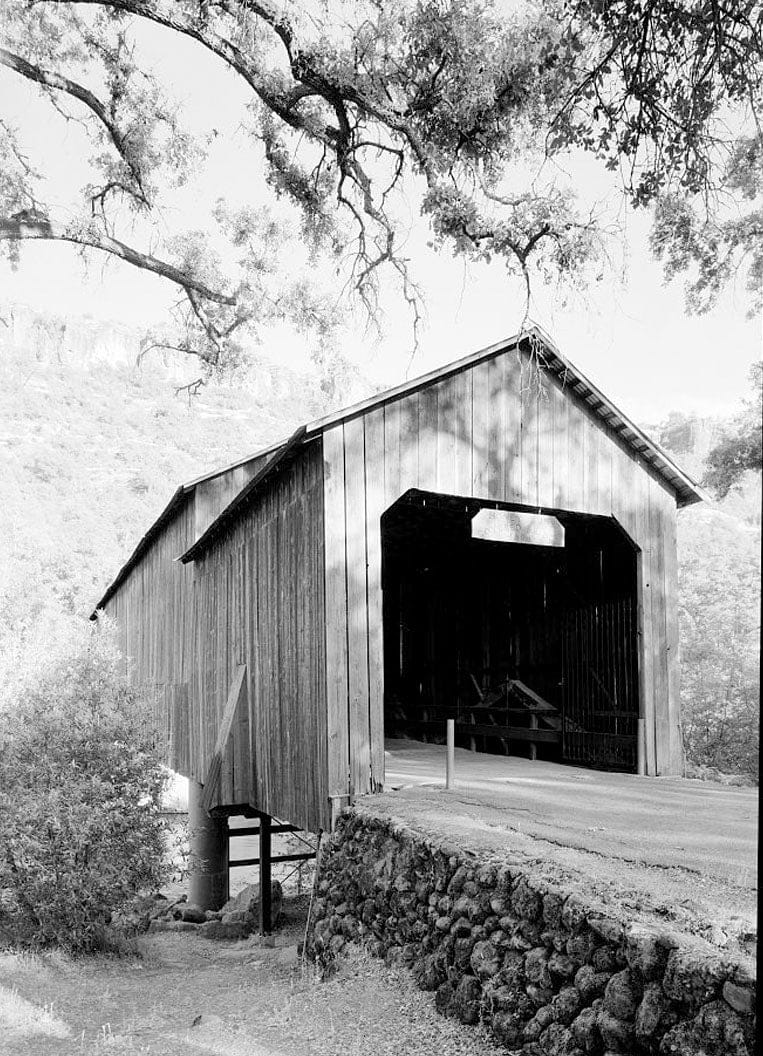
[0,305,366,659]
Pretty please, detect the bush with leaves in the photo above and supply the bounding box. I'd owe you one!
[703,362,763,500]
[0,624,170,953]
[678,507,760,782]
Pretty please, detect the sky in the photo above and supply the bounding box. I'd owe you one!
[1,7,760,425]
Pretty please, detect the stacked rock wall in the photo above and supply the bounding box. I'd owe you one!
[309,812,756,1055]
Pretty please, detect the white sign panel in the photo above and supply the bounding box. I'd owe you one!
[471,509,565,548]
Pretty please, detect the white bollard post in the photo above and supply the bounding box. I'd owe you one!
[446,719,455,789]
[637,718,646,776]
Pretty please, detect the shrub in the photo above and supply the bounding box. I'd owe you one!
[0,623,170,952]
[678,507,760,781]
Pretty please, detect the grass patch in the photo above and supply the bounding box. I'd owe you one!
[0,980,71,1042]
[0,927,506,1056]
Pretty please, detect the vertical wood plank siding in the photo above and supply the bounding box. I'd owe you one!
[323,344,682,791]
[104,444,328,831]
[104,341,683,831]
[364,409,386,790]
[323,426,350,805]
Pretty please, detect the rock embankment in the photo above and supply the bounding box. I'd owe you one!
[308,813,756,1055]
[121,881,283,940]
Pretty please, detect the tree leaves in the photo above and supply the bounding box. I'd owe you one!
[703,363,763,498]
[0,0,760,370]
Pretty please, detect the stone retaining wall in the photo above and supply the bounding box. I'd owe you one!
[308,812,756,1055]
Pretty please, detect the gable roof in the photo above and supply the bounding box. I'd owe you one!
[184,326,705,505]
[91,326,704,614]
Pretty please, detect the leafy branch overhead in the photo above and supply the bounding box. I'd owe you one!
[0,1,760,369]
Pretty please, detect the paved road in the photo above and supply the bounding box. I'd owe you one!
[363,739,758,960]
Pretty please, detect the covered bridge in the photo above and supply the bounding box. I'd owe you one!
[93,328,703,856]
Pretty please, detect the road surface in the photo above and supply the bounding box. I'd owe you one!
[360,739,757,961]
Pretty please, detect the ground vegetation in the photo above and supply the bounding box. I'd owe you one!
[0,625,170,953]
[0,923,506,1055]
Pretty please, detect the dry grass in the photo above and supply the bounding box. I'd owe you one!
[262,948,504,1056]
[0,907,504,1056]
[0,980,71,1046]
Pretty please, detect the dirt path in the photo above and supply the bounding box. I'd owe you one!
[374,740,757,960]
[0,898,502,1056]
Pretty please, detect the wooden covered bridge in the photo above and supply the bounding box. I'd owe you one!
[92,328,703,914]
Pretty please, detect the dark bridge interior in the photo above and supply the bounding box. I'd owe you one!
[381,490,640,772]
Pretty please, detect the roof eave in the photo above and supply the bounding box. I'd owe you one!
[535,330,705,507]
[179,425,308,563]
[89,484,191,619]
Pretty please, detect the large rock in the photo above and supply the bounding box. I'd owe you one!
[482,982,533,1017]
[597,1009,634,1052]
[454,936,476,969]
[490,1009,525,1047]
[447,866,469,896]
[591,945,619,973]
[451,916,472,938]
[435,981,454,1014]
[115,893,177,934]
[221,909,251,925]
[200,919,251,941]
[587,915,625,945]
[603,969,642,1020]
[659,1000,750,1056]
[539,1022,583,1056]
[549,950,576,981]
[148,919,200,934]
[723,980,755,1016]
[413,952,447,991]
[525,947,552,988]
[624,923,675,981]
[561,895,588,933]
[570,1006,600,1053]
[500,949,526,988]
[450,975,482,1025]
[551,986,582,1025]
[385,943,418,968]
[566,932,597,966]
[635,982,676,1039]
[543,891,566,930]
[181,903,207,924]
[526,983,554,1008]
[524,1006,555,1042]
[663,948,729,1009]
[470,939,501,980]
[574,964,611,1003]
[511,878,543,922]
[219,880,283,929]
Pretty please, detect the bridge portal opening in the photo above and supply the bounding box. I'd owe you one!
[381,490,640,772]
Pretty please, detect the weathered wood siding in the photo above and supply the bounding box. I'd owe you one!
[105,498,197,772]
[323,345,682,791]
[104,443,329,831]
